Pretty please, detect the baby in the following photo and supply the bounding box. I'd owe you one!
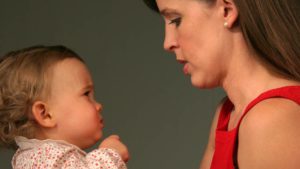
[0,45,129,168]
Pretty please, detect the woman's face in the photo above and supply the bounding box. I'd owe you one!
[156,0,230,88]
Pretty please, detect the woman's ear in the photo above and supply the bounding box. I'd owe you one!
[32,101,56,128]
[222,0,239,28]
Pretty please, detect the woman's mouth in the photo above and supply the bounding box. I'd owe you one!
[183,64,189,75]
[177,59,189,75]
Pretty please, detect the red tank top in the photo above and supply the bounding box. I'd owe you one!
[210,86,300,169]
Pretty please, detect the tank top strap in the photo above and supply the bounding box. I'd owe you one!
[237,85,300,127]
[216,98,234,130]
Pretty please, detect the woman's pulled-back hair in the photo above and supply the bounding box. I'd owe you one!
[234,0,300,80]
[143,0,159,12]
[143,0,300,81]
[0,45,83,149]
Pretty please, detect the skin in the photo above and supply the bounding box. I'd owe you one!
[33,58,129,161]
[46,58,103,149]
[156,0,300,168]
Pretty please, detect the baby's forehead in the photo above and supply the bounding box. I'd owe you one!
[51,58,87,74]
[49,59,93,87]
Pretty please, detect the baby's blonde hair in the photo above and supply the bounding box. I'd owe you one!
[0,45,83,149]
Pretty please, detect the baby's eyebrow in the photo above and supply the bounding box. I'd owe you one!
[82,84,94,91]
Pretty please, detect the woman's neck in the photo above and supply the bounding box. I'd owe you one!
[220,31,300,115]
[222,57,299,116]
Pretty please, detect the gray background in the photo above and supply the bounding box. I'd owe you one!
[0,1,224,169]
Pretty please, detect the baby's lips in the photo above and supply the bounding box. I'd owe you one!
[99,118,104,128]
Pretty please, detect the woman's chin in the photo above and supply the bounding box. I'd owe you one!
[191,78,217,89]
[191,77,205,88]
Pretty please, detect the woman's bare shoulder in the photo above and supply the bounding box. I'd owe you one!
[238,98,300,169]
[241,98,300,132]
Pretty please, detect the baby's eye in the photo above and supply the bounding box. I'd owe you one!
[84,91,90,96]
[169,17,181,27]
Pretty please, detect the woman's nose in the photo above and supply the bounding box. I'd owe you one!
[163,26,178,52]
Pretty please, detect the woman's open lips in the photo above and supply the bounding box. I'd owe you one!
[177,60,189,75]
[183,64,189,75]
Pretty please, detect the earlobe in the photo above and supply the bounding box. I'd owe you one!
[222,0,239,28]
[32,101,56,128]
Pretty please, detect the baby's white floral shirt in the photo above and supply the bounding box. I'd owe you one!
[12,136,127,169]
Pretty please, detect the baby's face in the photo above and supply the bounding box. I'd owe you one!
[47,58,103,149]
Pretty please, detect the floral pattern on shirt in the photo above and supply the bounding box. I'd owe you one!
[12,136,127,169]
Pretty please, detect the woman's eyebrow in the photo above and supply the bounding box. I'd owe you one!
[160,8,180,17]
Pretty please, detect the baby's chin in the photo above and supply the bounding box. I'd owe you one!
[78,133,103,150]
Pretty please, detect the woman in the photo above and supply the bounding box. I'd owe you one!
[143,0,300,168]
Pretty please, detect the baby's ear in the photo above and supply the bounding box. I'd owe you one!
[32,101,56,128]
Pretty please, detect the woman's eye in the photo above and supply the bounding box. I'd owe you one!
[169,17,181,27]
